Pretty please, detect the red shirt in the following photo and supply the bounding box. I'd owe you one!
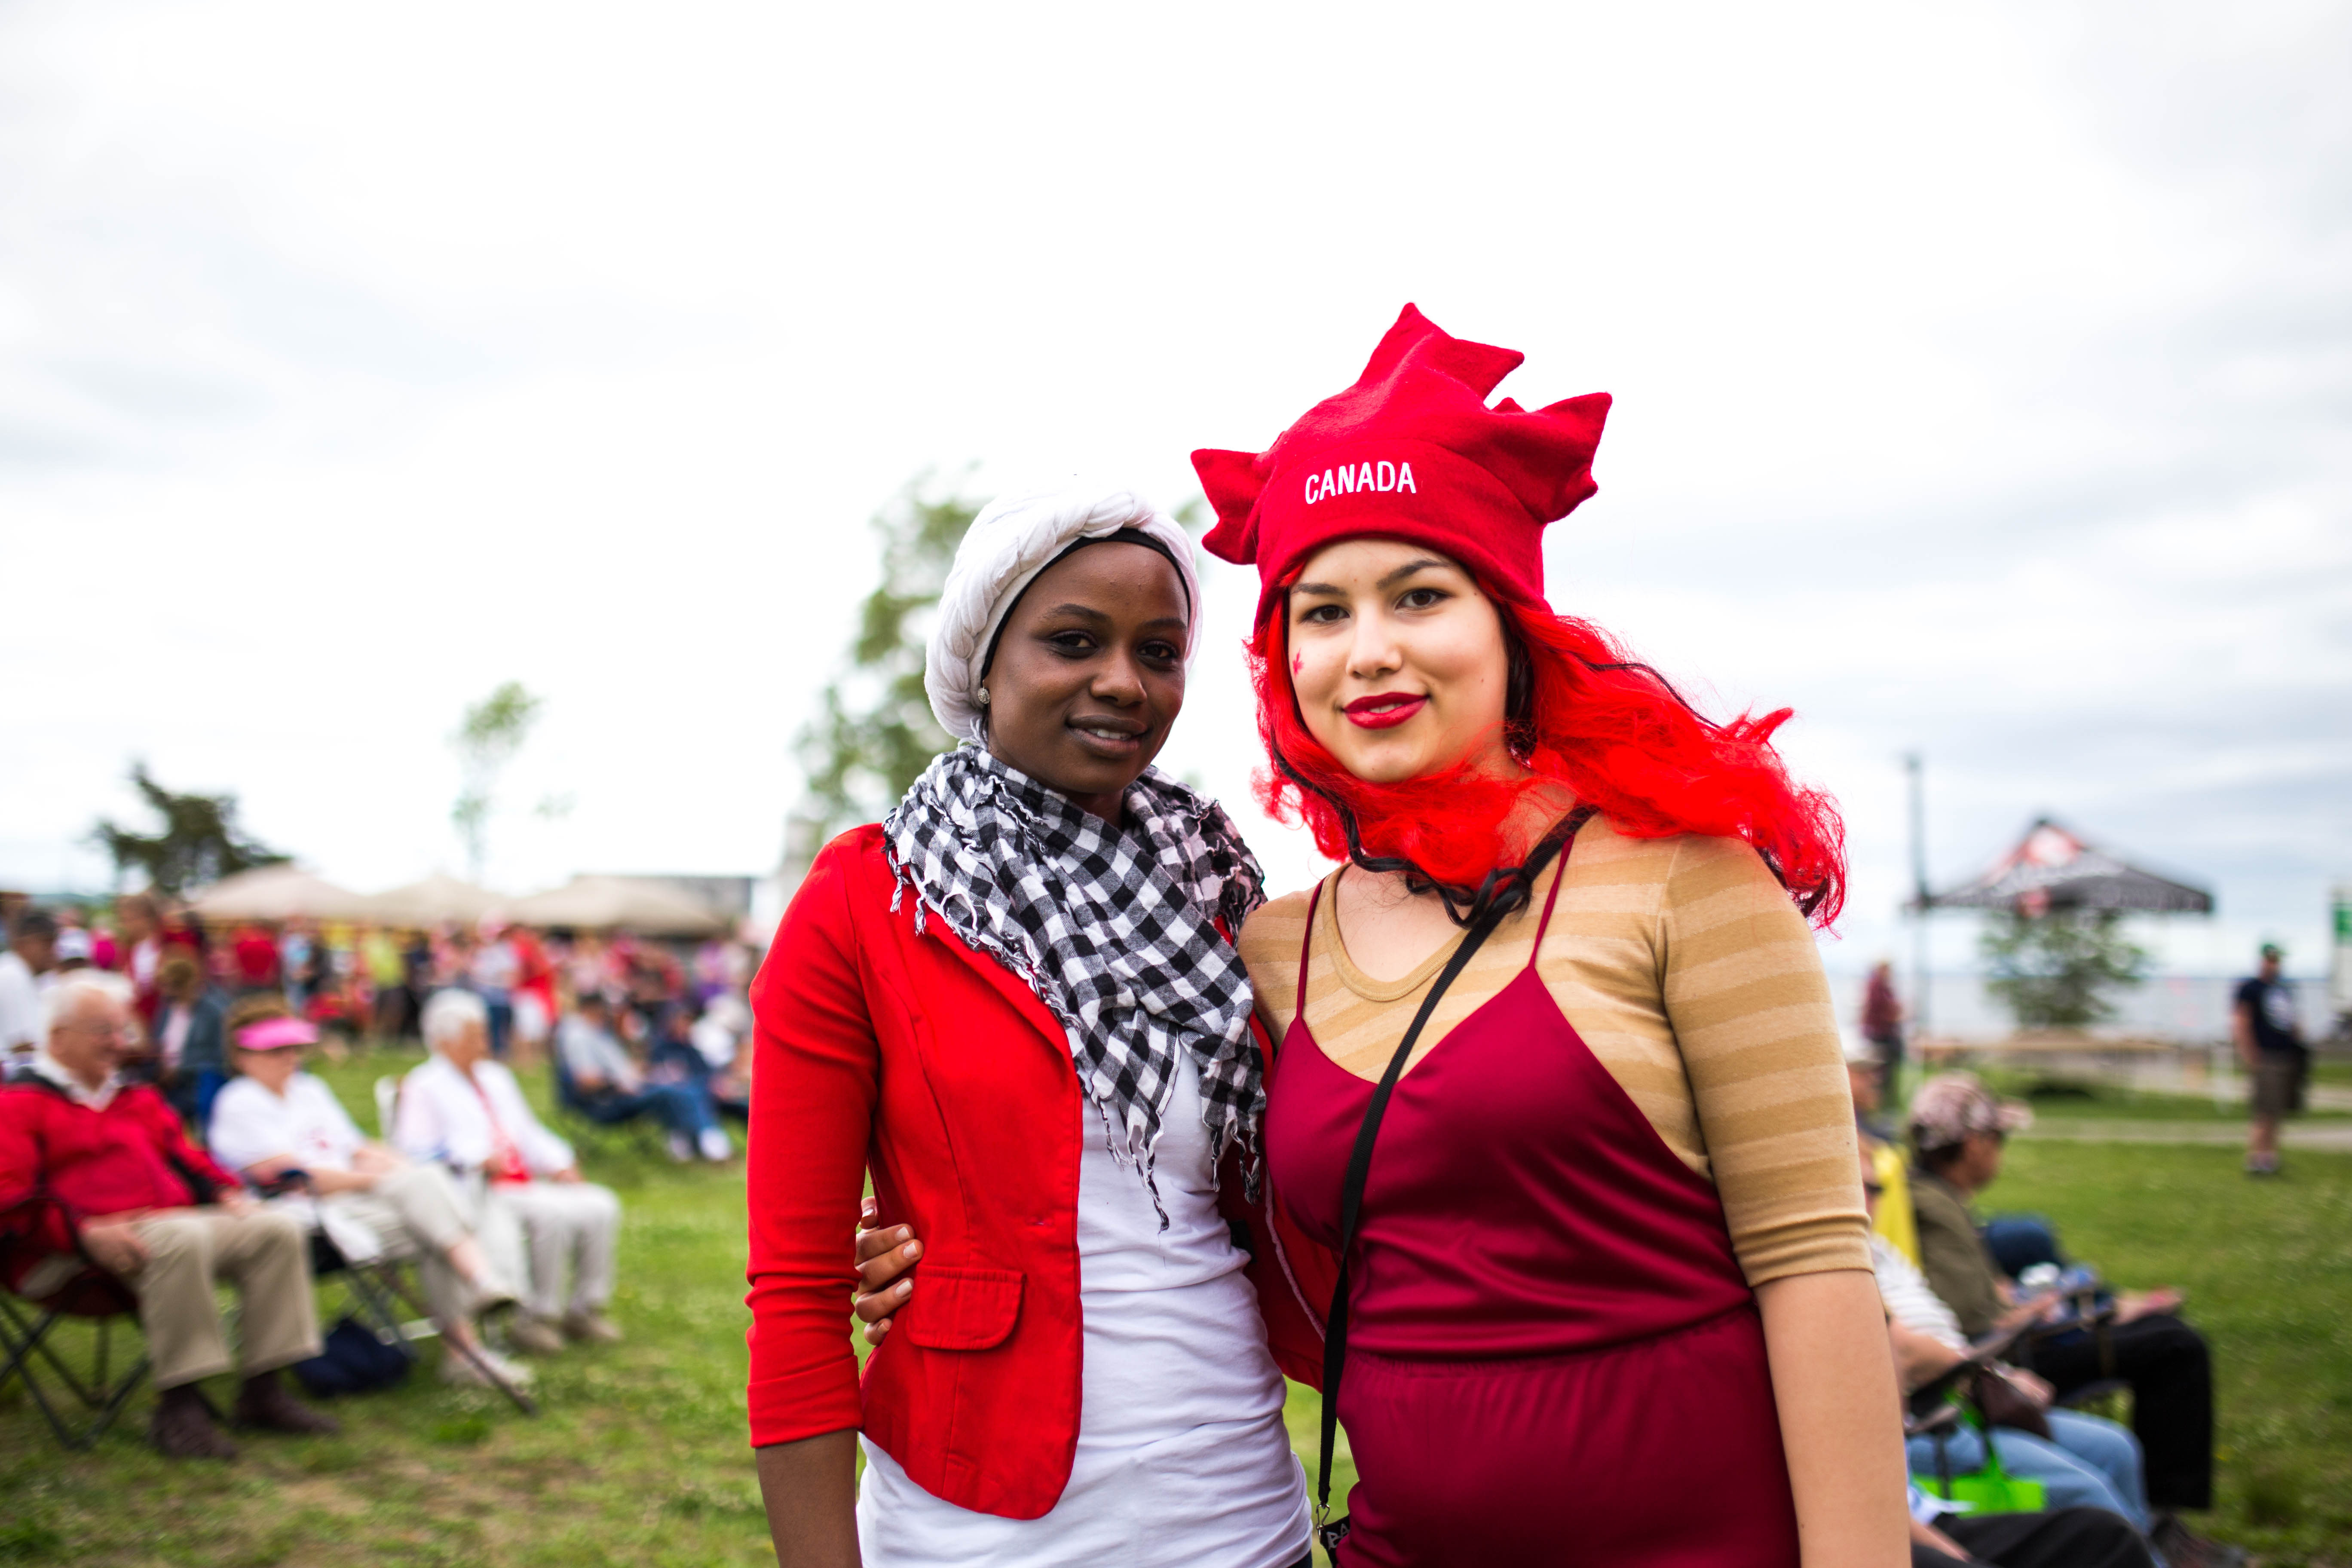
[744,826,1333,1519]
[232,927,281,989]
[0,1078,240,1292]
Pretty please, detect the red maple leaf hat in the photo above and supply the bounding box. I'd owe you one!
[1192,303,1611,626]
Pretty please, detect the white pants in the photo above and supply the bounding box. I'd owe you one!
[486,1181,621,1320]
[323,1164,506,1327]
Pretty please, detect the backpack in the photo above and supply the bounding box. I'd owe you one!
[289,1314,415,1398]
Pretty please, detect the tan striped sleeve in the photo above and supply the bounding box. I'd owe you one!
[1654,834,1871,1286]
[1237,888,1317,1039]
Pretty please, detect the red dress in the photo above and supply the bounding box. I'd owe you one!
[1263,858,1801,1567]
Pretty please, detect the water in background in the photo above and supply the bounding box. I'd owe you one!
[1854,974,2339,1044]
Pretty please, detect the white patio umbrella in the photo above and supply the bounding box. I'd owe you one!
[503,876,728,938]
[190,866,371,922]
[361,873,507,928]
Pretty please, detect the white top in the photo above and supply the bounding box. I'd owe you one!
[126,936,160,992]
[392,1053,575,1176]
[1872,1234,1969,1351]
[471,940,519,997]
[209,1072,367,1176]
[856,1054,1309,1568]
[0,952,42,1054]
[156,1004,195,1070]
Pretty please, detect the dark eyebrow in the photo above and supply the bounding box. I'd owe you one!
[1291,558,1453,600]
[1378,557,1453,588]
[1035,605,1188,633]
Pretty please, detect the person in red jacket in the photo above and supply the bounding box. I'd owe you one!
[0,973,337,1459]
[749,484,1329,1568]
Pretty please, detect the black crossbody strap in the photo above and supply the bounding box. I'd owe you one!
[1312,809,1590,1522]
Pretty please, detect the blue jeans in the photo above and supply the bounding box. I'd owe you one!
[1983,1213,2064,1277]
[1907,1409,2150,1531]
[580,1082,715,1141]
[484,998,515,1060]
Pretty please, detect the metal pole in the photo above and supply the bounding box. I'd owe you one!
[1906,753,1931,1044]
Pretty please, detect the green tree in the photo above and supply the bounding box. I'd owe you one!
[451,681,542,882]
[796,480,981,837]
[89,763,289,896]
[1980,907,2150,1029]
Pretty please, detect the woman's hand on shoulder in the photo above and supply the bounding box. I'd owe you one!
[853,1195,920,1345]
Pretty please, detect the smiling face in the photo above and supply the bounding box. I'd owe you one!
[46,986,134,1090]
[983,540,1188,823]
[1285,537,1516,784]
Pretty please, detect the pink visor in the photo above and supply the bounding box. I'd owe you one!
[234,1017,318,1051]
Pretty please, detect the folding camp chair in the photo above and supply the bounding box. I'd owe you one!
[0,1192,152,1450]
[306,1225,536,1415]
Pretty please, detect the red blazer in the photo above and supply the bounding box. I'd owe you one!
[745,825,1336,1520]
[0,1077,238,1293]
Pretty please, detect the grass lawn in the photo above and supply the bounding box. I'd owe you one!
[7,1050,2349,1565]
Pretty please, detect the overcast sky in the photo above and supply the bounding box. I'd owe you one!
[3,0,2346,977]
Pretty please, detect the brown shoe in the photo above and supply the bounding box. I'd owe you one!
[562,1310,624,1345]
[233,1370,342,1437]
[505,1313,569,1356]
[151,1385,239,1460]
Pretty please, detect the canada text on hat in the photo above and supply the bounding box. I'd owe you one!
[1908,1072,2034,1152]
[1191,303,1611,627]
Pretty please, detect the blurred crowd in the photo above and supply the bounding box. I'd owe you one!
[0,892,754,1163]
[1841,967,2242,1568]
[1,890,763,1461]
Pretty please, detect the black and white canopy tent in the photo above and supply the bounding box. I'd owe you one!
[1924,818,2214,915]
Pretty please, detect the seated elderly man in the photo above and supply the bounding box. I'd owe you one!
[0,973,337,1458]
[395,989,623,1357]
[207,995,530,1390]
[1908,1072,2224,1557]
[557,992,729,1163]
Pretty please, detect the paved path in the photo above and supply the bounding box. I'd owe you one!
[2020,1119,2352,1151]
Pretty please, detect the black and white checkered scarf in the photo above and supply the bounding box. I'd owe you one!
[883,745,1268,1216]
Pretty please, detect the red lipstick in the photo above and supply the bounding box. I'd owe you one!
[1344,692,1427,729]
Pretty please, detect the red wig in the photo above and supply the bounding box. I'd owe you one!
[1249,583,1847,929]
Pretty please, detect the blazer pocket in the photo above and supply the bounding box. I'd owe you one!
[897,1265,1023,1351]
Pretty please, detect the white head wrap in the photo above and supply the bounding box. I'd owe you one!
[925,482,1202,743]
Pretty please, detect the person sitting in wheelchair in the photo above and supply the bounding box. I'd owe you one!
[205,994,529,1391]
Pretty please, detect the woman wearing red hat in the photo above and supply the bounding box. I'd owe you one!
[1190,306,1907,1566]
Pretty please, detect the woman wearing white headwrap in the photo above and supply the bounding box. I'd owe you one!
[748,484,1323,1568]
